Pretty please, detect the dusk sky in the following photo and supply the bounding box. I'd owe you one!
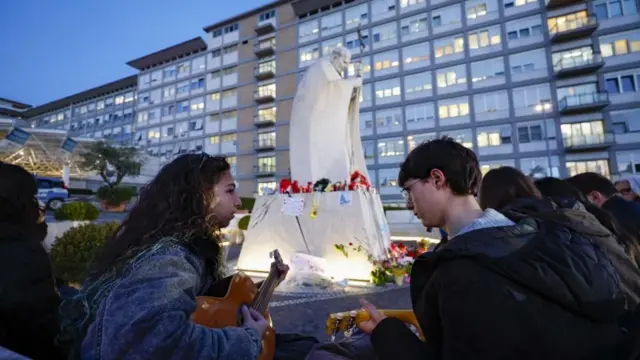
[0,0,273,106]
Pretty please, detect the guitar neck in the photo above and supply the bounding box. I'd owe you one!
[252,273,278,314]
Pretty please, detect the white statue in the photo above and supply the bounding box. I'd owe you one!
[236,47,391,284]
[289,46,369,183]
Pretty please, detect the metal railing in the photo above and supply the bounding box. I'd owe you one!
[254,138,276,149]
[254,63,276,76]
[254,40,276,53]
[558,92,609,111]
[254,113,276,123]
[254,88,276,100]
[254,164,276,174]
[554,54,603,72]
[563,133,614,147]
[550,15,597,34]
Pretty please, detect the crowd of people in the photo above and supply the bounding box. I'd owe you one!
[1,136,640,359]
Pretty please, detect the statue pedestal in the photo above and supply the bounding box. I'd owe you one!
[236,191,390,282]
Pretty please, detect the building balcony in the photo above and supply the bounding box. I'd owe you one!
[254,164,276,176]
[550,16,598,43]
[554,54,604,78]
[563,133,614,152]
[546,0,584,9]
[254,64,275,81]
[254,89,276,103]
[254,138,276,151]
[254,113,276,127]
[255,21,276,35]
[558,92,610,114]
[254,41,276,57]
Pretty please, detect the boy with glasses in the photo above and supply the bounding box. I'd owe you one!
[355,137,626,360]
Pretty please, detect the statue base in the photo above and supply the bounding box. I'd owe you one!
[236,191,390,282]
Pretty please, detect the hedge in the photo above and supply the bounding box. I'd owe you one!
[54,202,100,221]
[238,215,251,230]
[50,221,120,284]
[240,197,256,212]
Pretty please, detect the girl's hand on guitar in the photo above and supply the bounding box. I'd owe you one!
[357,298,387,335]
[275,263,290,284]
[241,305,269,337]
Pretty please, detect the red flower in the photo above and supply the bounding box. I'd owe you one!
[407,250,418,258]
[390,243,397,251]
[398,243,407,251]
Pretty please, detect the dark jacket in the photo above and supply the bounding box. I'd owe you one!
[371,216,626,360]
[0,223,62,360]
[500,197,640,311]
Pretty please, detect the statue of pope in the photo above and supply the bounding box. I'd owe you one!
[289,46,370,184]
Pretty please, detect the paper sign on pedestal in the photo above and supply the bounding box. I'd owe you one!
[282,197,304,216]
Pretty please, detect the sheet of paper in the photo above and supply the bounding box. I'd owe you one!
[339,191,352,206]
[282,197,304,216]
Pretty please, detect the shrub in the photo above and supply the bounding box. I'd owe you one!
[240,197,256,212]
[97,186,135,206]
[54,201,100,221]
[238,215,251,230]
[50,221,120,284]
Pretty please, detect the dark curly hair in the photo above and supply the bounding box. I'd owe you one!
[91,154,231,275]
[0,161,45,240]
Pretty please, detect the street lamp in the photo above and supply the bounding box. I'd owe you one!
[535,101,553,178]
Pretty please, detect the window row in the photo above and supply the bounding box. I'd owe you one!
[298,0,542,44]
[299,16,546,69]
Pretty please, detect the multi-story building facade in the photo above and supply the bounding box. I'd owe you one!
[0,98,31,121]
[18,0,640,202]
[126,38,212,173]
[24,76,138,146]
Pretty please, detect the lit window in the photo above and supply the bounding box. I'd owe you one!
[177,62,190,74]
[467,2,488,19]
[434,36,465,58]
[437,65,467,88]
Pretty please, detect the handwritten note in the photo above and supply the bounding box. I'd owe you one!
[282,197,304,217]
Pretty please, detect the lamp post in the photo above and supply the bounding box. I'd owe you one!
[535,101,553,177]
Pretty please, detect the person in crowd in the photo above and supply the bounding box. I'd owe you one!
[355,138,626,360]
[615,176,640,204]
[479,168,640,311]
[568,172,640,246]
[477,166,542,211]
[0,162,63,360]
[535,176,640,267]
[58,154,317,360]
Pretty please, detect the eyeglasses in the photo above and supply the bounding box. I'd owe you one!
[400,179,421,201]
[618,187,632,195]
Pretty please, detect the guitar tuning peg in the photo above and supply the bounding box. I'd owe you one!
[344,311,358,338]
[330,313,343,342]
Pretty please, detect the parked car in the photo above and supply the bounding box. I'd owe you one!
[36,176,69,210]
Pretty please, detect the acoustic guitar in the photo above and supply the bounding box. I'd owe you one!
[192,249,284,360]
[325,309,424,341]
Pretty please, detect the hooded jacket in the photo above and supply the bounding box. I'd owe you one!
[371,214,626,360]
[0,223,63,360]
[500,197,640,310]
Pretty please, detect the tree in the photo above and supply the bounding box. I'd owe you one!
[81,141,143,188]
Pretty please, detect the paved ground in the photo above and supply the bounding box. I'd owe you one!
[269,286,412,341]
